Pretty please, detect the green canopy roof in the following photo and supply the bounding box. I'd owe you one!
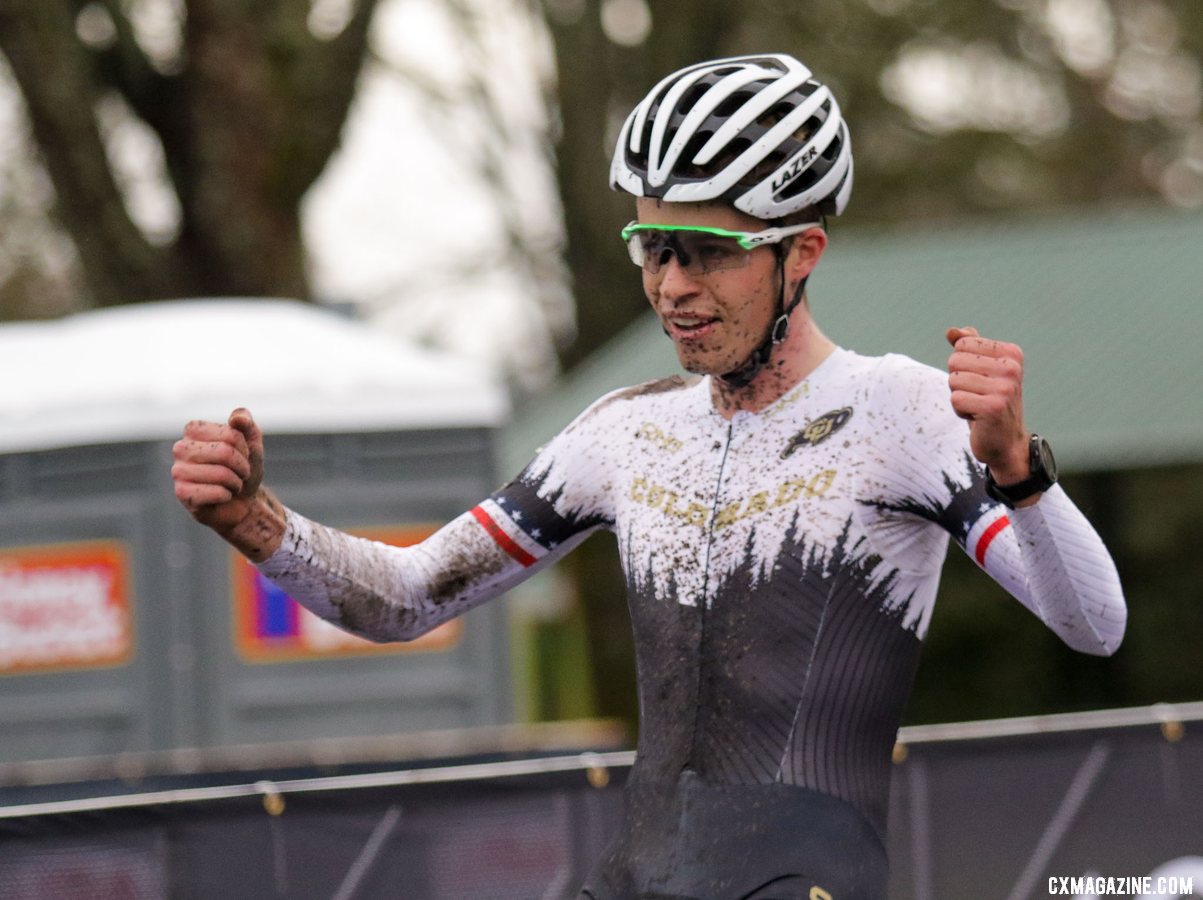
[502,206,1203,476]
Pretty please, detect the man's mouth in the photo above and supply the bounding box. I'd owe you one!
[665,315,719,338]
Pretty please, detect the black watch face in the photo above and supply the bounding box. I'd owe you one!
[1034,436,1057,481]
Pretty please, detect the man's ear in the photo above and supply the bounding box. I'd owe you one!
[785,228,828,282]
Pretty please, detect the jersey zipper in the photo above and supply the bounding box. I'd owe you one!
[687,418,736,767]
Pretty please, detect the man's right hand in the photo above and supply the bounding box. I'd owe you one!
[172,408,285,562]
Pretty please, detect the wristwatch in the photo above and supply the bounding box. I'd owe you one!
[984,434,1058,508]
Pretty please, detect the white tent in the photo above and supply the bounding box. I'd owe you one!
[0,299,508,453]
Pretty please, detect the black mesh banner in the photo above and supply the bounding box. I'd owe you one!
[0,764,628,900]
[887,712,1203,898]
[2,708,1202,899]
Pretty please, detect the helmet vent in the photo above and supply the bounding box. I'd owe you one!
[707,136,752,177]
[681,131,713,168]
[678,84,708,114]
[759,102,796,129]
[662,125,681,153]
[715,91,753,119]
[776,166,816,200]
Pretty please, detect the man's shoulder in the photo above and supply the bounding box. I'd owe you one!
[838,348,945,390]
[840,349,960,443]
[547,374,700,445]
[587,374,700,416]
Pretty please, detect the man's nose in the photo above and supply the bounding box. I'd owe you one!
[656,254,699,300]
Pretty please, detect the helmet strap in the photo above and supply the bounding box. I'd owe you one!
[718,250,808,389]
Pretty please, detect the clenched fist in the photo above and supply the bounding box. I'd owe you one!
[945,326,1031,489]
[172,408,285,561]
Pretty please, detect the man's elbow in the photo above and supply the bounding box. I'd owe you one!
[361,618,440,644]
[1070,605,1127,658]
[391,621,441,643]
[338,607,442,644]
[1078,635,1122,658]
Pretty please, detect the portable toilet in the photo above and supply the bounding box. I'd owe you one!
[0,299,512,764]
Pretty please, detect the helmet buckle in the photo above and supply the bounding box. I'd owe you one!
[771,313,790,344]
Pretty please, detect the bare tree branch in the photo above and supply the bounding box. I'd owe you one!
[0,0,178,304]
[89,0,180,134]
[274,0,383,202]
[370,2,574,356]
[0,0,388,309]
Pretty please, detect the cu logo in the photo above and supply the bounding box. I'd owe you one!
[782,407,853,458]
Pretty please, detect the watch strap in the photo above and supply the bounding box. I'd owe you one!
[984,434,1057,509]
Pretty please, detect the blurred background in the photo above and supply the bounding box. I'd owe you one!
[2,0,1201,730]
[1,0,1202,894]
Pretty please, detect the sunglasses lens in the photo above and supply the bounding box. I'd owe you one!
[626,233,657,267]
[627,231,750,275]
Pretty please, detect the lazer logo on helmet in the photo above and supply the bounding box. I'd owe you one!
[771,146,819,195]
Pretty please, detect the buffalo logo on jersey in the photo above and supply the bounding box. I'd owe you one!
[781,407,854,458]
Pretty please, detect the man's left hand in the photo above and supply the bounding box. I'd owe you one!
[945,326,1030,484]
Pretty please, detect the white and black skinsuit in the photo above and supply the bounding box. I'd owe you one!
[257,347,1127,899]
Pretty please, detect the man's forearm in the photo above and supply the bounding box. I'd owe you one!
[254,505,538,643]
[1006,486,1127,656]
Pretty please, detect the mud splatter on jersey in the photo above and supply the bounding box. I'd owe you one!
[257,347,1126,884]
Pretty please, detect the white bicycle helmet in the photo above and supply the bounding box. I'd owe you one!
[610,53,852,219]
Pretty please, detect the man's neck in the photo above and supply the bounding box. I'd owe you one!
[709,315,837,418]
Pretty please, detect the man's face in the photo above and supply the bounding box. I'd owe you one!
[633,198,783,377]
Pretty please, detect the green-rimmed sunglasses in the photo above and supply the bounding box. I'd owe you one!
[620,221,821,275]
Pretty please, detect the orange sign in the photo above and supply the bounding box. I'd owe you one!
[232,524,462,663]
[0,541,133,675]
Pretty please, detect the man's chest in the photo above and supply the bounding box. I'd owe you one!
[612,400,881,604]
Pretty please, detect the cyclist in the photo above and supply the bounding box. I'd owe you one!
[173,53,1126,899]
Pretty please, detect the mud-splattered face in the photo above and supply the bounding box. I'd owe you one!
[634,198,785,377]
